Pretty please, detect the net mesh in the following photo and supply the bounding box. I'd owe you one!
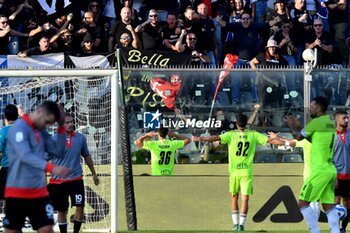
[0,75,111,232]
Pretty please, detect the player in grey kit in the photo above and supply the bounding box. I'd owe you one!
[4,101,70,233]
[48,113,99,233]
[333,110,350,233]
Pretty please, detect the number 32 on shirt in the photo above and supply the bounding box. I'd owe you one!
[236,142,250,156]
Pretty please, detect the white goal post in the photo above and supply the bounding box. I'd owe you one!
[0,69,118,233]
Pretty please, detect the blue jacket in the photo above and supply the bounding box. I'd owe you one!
[5,115,66,198]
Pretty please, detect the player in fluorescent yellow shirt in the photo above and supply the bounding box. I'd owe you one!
[134,127,190,175]
[193,113,283,231]
[283,96,338,233]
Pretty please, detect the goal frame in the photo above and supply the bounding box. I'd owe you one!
[0,69,118,233]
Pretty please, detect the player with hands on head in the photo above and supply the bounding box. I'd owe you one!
[4,101,70,233]
[48,113,99,233]
[134,127,190,176]
[192,113,284,231]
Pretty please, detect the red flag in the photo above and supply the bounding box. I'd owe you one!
[213,54,238,102]
[219,54,238,83]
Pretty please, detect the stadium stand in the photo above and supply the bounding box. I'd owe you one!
[0,0,348,65]
[281,153,303,163]
[254,153,278,163]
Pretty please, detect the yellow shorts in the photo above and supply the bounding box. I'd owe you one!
[299,170,336,204]
[229,174,253,195]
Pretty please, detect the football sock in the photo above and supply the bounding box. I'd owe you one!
[73,220,83,233]
[325,206,340,233]
[300,205,321,233]
[58,222,68,233]
[341,208,350,230]
[239,213,247,226]
[309,202,321,220]
[231,211,238,225]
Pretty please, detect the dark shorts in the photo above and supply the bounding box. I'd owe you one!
[47,179,85,212]
[0,167,8,199]
[335,179,350,198]
[4,196,54,230]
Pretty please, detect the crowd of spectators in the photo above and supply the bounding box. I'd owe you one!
[0,0,349,65]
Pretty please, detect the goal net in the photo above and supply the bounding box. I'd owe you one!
[0,73,113,232]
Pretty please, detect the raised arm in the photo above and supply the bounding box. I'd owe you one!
[126,24,140,49]
[175,29,186,53]
[58,13,73,32]
[134,131,158,148]
[192,135,220,142]
[8,3,24,21]
[28,26,43,37]
[50,29,69,45]
[285,115,305,140]
[216,15,226,28]
[135,19,150,33]
[247,104,261,126]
